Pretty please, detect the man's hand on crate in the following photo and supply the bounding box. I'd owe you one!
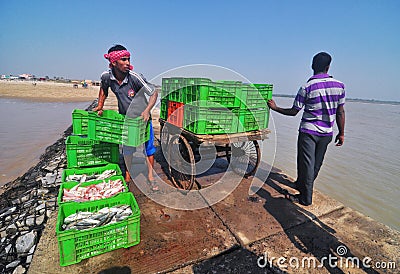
[141,109,150,122]
[92,106,103,116]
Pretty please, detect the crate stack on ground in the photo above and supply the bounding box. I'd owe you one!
[56,109,148,266]
[160,77,273,134]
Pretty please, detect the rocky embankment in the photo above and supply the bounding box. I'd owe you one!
[0,102,96,274]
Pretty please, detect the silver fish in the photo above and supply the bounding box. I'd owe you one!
[76,218,100,226]
[65,174,82,182]
[97,170,117,180]
[64,211,93,224]
[91,212,109,221]
[62,204,133,231]
[65,169,117,183]
[80,174,87,183]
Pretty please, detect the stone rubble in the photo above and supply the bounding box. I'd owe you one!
[0,132,66,274]
[15,231,37,254]
[12,265,25,274]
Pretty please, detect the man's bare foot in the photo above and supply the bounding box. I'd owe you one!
[125,171,131,183]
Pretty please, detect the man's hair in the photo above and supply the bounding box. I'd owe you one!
[312,52,332,73]
[108,44,127,53]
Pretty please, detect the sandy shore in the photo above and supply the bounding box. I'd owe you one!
[0,80,99,102]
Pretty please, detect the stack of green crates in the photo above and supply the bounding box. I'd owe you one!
[56,192,141,266]
[58,110,142,266]
[160,77,273,134]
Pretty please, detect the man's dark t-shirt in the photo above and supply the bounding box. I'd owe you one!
[101,70,155,117]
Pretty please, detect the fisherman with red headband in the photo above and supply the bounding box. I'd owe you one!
[93,44,159,190]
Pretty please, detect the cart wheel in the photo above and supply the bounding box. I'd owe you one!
[225,144,231,162]
[227,141,260,177]
[159,123,170,164]
[160,123,169,149]
[167,134,195,190]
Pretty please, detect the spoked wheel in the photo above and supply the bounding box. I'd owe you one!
[167,134,195,190]
[160,123,170,155]
[225,144,232,162]
[226,141,260,177]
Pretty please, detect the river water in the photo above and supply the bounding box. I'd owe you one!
[263,97,399,231]
[0,97,398,231]
[0,98,91,185]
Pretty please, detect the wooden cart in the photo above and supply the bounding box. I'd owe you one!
[159,118,270,190]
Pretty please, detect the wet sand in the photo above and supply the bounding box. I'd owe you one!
[0,80,99,102]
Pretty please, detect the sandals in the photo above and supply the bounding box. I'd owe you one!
[286,193,301,203]
[147,179,159,191]
[280,189,300,203]
[285,193,311,206]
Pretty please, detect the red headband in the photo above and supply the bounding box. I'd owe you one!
[104,50,133,70]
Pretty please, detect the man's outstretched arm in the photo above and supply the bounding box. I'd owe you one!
[267,99,300,116]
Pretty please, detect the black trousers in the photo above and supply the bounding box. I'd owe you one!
[297,132,332,205]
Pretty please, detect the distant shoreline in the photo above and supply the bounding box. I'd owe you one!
[0,80,99,103]
[274,94,400,105]
[1,80,398,105]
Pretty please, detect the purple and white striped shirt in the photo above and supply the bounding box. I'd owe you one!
[293,73,345,136]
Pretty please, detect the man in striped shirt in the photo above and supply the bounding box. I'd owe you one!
[267,52,345,206]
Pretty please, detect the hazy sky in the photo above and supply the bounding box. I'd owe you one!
[0,0,399,101]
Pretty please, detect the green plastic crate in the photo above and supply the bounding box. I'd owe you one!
[253,83,273,101]
[162,78,186,102]
[122,118,151,147]
[65,136,120,168]
[72,109,89,135]
[61,164,122,183]
[241,85,266,109]
[240,83,273,109]
[182,78,212,105]
[56,192,140,266]
[88,110,150,146]
[237,108,270,132]
[183,79,243,108]
[160,98,168,120]
[183,104,239,134]
[57,175,128,205]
